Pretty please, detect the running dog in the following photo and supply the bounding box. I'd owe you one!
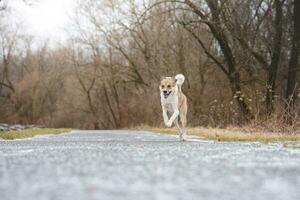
[159,74,187,141]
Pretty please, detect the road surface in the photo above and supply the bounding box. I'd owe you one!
[1,130,300,200]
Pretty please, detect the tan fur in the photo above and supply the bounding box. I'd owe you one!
[160,78,176,91]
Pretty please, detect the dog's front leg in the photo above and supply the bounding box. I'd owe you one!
[166,108,179,127]
[162,108,169,126]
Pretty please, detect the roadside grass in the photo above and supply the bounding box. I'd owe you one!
[0,128,72,140]
[132,125,300,144]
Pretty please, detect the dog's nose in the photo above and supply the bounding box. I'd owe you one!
[163,90,167,94]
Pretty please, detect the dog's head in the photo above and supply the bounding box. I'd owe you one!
[160,77,177,99]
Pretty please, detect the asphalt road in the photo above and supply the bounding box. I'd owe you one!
[1,130,300,200]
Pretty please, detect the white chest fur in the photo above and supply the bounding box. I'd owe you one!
[160,93,178,112]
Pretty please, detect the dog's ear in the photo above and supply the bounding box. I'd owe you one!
[173,77,177,83]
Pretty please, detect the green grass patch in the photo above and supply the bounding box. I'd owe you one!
[0,128,72,140]
[132,126,300,143]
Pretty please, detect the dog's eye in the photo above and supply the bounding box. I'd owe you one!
[161,85,164,88]
[167,85,171,88]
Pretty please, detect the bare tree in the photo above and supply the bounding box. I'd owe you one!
[0,24,19,96]
[285,0,300,124]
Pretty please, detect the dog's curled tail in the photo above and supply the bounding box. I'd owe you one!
[175,74,185,92]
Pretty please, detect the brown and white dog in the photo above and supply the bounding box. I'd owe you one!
[160,74,187,141]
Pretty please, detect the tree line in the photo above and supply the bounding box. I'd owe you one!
[0,0,299,131]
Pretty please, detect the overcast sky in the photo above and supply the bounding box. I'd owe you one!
[6,0,77,43]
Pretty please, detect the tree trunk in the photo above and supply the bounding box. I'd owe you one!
[285,0,300,124]
[205,0,254,120]
[229,74,254,121]
[182,0,254,120]
[265,0,283,114]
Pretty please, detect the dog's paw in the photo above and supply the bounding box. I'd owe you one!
[179,134,187,142]
[166,121,173,127]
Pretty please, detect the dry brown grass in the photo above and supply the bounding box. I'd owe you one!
[0,128,72,140]
[132,125,300,143]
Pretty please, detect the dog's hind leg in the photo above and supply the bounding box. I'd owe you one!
[174,118,183,140]
[180,113,187,141]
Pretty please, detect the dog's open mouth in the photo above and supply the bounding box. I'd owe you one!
[163,91,172,99]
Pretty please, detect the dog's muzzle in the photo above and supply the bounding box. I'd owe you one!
[163,91,172,99]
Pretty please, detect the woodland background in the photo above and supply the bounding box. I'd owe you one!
[0,0,299,131]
